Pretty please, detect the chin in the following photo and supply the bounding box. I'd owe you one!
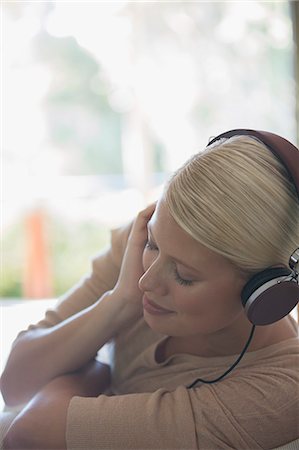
[143,311,188,337]
[143,311,171,333]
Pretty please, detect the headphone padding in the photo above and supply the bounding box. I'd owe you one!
[244,282,299,325]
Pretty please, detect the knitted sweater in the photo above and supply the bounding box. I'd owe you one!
[25,223,299,449]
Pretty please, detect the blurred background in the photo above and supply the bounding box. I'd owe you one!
[1,1,298,300]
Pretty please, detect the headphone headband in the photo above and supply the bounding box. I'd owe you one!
[207,129,299,198]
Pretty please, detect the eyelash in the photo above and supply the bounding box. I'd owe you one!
[145,240,157,251]
[145,240,194,286]
[174,268,194,286]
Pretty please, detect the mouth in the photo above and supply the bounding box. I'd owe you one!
[142,295,174,316]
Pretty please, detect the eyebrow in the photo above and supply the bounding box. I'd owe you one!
[147,223,202,274]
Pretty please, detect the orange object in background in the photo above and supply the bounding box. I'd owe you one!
[23,209,53,299]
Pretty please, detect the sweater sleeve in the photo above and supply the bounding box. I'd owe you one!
[66,386,198,450]
[66,362,299,450]
[20,222,133,331]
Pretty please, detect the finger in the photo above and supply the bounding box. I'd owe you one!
[135,202,157,227]
[128,202,157,243]
[141,202,157,218]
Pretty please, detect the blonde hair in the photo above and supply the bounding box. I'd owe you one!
[164,135,299,276]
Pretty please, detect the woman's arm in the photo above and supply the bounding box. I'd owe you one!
[1,203,154,408]
[0,224,132,407]
[2,199,157,448]
[4,384,198,450]
[1,291,127,407]
[3,360,110,450]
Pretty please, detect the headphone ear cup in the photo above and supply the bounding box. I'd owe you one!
[241,267,299,325]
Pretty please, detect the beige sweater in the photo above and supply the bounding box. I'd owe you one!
[27,224,299,449]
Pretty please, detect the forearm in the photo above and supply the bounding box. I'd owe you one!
[1,291,126,406]
[13,360,111,404]
[59,359,111,397]
[3,361,110,450]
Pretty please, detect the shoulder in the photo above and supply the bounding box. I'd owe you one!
[210,337,299,409]
[188,347,299,448]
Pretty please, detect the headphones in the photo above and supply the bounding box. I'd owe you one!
[207,129,299,326]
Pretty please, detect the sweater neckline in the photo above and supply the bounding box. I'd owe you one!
[152,334,299,367]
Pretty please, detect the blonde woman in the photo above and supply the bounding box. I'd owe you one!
[1,130,299,449]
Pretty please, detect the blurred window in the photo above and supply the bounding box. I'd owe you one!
[2,1,295,298]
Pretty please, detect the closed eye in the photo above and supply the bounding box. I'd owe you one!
[173,267,194,286]
[145,239,158,251]
[145,239,194,286]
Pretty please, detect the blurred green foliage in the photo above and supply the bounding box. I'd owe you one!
[1,217,110,299]
[49,217,110,297]
[1,221,24,297]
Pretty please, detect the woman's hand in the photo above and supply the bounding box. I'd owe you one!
[111,202,156,327]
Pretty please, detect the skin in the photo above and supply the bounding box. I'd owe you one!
[139,198,296,359]
[3,199,296,449]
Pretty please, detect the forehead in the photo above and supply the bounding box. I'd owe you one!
[148,199,230,272]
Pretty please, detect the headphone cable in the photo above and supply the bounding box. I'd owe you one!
[187,324,256,389]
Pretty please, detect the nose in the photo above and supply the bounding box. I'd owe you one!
[138,258,167,296]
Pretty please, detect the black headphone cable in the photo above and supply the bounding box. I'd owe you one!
[187,324,256,389]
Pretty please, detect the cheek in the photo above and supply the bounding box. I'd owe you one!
[172,289,202,314]
[173,283,243,318]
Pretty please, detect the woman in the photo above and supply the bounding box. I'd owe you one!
[1,130,299,449]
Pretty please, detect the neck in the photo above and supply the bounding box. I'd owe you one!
[164,315,297,360]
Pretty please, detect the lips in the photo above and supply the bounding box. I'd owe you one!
[142,295,174,315]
